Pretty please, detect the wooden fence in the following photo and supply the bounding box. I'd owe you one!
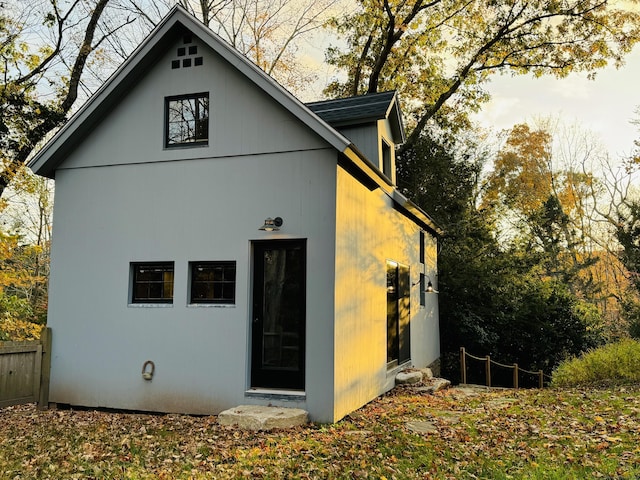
[460,346,549,388]
[0,327,52,408]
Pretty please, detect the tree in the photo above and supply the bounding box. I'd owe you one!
[398,129,602,381]
[325,0,640,144]
[617,199,640,335]
[0,0,134,198]
[0,166,53,327]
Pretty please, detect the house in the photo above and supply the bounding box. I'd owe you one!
[28,5,440,423]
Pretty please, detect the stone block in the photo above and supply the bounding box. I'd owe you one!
[217,405,308,430]
[396,370,423,385]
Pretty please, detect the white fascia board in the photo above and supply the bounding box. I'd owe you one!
[386,92,406,144]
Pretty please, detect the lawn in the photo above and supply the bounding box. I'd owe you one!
[1,385,639,479]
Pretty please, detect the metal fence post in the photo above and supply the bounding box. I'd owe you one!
[486,355,491,387]
[513,363,518,389]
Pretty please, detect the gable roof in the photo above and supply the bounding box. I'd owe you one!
[27,5,351,179]
[27,6,440,234]
[306,91,406,144]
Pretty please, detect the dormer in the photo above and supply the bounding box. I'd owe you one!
[306,91,405,185]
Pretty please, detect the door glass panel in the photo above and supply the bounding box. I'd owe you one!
[387,261,399,364]
[261,246,303,371]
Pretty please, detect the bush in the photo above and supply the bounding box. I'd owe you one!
[551,339,640,387]
[0,317,42,341]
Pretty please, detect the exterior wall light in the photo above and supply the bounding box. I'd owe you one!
[413,274,438,293]
[425,279,435,293]
[425,275,438,293]
[259,216,283,231]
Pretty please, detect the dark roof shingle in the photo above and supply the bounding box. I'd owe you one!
[306,91,397,126]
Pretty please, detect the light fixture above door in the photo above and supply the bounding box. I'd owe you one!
[259,217,283,231]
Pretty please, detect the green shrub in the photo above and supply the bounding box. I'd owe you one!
[551,339,640,387]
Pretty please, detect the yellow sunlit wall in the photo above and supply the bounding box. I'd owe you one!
[333,164,439,421]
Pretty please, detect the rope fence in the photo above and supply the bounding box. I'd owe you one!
[460,347,553,389]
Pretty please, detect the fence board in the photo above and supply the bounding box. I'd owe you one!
[0,329,50,408]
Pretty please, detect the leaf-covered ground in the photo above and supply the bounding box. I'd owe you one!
[1,386,639,479]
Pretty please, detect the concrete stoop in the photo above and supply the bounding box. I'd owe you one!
[217,405,308,430]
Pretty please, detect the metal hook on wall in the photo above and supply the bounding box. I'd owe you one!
[142,360,155,381]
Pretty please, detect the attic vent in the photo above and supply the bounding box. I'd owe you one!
[171,41,203,69]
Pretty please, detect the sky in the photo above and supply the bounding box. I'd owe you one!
[473,47,640,160]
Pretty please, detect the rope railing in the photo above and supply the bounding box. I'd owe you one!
[460,347,551,389]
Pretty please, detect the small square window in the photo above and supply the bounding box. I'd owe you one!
[183,35,192,44]
[182,58,192,68]
[189,46,198,55]
[131,262,174,304]
[194,57,203,66]
[177,47,186,56]
[189,261,236,304]
[171,60,180,69]
[165,93,209,147]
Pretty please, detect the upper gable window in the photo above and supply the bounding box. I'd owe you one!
[165,93,209,148]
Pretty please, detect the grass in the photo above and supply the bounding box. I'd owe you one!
[1,385,640,479]
[552,339,640,387]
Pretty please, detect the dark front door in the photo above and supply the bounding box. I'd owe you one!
[251,240,306,390]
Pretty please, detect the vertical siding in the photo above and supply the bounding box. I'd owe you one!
[336,125,379,168]
[60,36,328,172]
[333,166,439,421]
[48,138,337,419]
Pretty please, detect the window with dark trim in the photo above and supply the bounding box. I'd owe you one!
[189,261,236,304]
[131,262,174,304]
[165,93,209,147]
[387,261,410,367]
[382,139,392,179]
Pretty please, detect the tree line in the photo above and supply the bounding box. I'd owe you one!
[1,0,639,379]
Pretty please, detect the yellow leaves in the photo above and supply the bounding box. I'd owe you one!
[0,317,42,340]
[483,123,555,215]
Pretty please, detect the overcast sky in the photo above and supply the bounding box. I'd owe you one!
[473,47,640,160]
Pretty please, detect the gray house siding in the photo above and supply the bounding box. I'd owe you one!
[61,36,328,172]
[49,150,338,420]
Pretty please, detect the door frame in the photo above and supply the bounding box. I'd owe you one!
[250,239,306,390]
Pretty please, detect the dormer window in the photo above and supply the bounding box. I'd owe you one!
[382,139,392,179]
[165,93,209,148]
